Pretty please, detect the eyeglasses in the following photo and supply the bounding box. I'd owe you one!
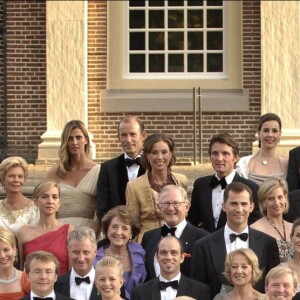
[160,201,186,208]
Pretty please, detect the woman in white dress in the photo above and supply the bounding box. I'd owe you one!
[236,113,288,185]
[47,120,101,236]
[0,156,39,235]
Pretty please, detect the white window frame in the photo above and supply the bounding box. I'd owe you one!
[124,0,227,80]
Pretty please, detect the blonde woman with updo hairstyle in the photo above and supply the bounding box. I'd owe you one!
[47,120,101,236]
[17,179,74,274]
[0,226,30,300]
[0,156,39,234]
[214,248,265,300]
[250,177,293,263]
[95,256,125,300]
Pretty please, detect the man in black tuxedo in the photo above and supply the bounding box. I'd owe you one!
[188,132,261,232]
[141,185,208,280]
[96,115,147,221]
[132,235,210,300]
[284,189,300,222]
[55,227,98,300]
[287,146,300,191]
[191,182,280,299]
[21,251,74,300]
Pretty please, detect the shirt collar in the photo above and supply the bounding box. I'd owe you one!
[216,169,236,183]
[224,223,249,243]
[124,153,141,160]
[31,291,56,300]
[159,272,181,282]
[165,219,187,238]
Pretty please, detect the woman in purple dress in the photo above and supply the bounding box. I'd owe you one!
[94,205,146,300]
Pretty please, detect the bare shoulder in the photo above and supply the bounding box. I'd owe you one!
[279,155,288,168]
[250,218,265,230]
[86,159,97,168]
[46,165,59,180]
[17,224,35,240]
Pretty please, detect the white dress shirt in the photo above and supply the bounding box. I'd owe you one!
[159,272,181,300]
[31,290,56,300]
[224,223,249,254]
[212,170,236,228]
[124,153,141,181]
[154,219,188,276]
[70,267,95,300]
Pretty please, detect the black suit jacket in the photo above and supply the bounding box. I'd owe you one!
[191,227,280,299]
[293,292,300,300]
[284,189,300,222]
[141,221,208,280]
[96,154,145,219]
[287,146,300,191]
[54,271,98,300]
[188,172,261,232]
[131,274,210,300]
[20,291,75,300]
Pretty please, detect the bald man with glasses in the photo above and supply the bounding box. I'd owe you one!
[141,185,208,280]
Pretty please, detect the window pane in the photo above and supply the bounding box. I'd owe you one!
[207,9,223,28]
[168,10,184,28]
[130,11,145,29]
[130,32,145,50]
[168,32,184,50]
[188,54,203,72]
[207,53,223,72]
[168,0,184,6]
[149,32,165,50]
[149,54,165,72]
[187,0,203,6]
[188,10,203,28]
[149,10,164,28]
[188,32,203,50]
[207,31,223,50]
[207,0,223,6]
[168,54,184,72]
[149,0,164,6]
[130,54,145,72]
[129,0,145,7]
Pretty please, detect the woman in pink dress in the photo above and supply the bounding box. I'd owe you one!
[17,179,74,274]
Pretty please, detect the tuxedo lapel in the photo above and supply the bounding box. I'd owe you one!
[202,177,216,230]
[90,284,99,299]
[151,278,162,300]
[118,155,129,205]
[209,230,227,283]
[147,230,161,278]
[249,228,265,262]
[180,223,194,253]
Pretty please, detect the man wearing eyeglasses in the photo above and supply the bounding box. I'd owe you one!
[21,251,74,300]
[141,185,208,281]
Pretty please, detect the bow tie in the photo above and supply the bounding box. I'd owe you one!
[33,298,53,300]
[125,157,141,167]
[159,280,179,290]
[229,233,249,243]
[161,224,177,237]
[75,276,91,285]
[209,176,227,189]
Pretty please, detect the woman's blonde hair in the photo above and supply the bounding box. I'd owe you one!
[95,256,124,278]
[57,120,90,178]
[34,179,60,199]
[0,156,28,185]
[258,177,289,216]
[0,226,16,249]
[223,248,262,285]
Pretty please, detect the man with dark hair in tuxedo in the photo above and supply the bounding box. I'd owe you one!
[188,132,261,232]
[191,182,280,299]
[141,184,208,280]
[55,227,98,300]
[96,115,147,221]
[132,235,210,300]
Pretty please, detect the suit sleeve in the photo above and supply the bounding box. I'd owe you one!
[130,287,139,300]
[247,181,262,225]
[187,179,202,227]
[287,149,300,191]
[191,239,207,284]
[96,163,111,220]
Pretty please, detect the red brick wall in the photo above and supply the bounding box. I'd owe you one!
[88,1,261,163]
[5,0,46,163]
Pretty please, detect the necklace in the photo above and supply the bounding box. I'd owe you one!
[148,171,175,193]
[266,217,286,241]
[0,267,18,284]
[105,249,129,261]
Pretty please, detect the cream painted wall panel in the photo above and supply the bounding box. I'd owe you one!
[261,1,300,128]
